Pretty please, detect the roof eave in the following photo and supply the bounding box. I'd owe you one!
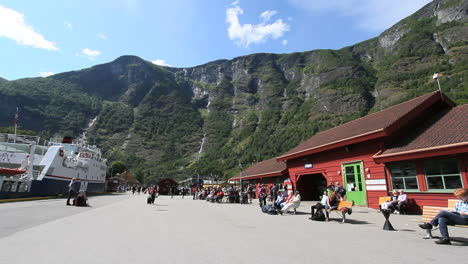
[230,170,287,181]
[277,129,387,161]
[373,142,468,163]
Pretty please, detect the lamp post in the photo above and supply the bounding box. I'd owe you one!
[238,160,243,191]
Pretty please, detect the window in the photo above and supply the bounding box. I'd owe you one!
[389,162,419,190]
[424,158,463,190]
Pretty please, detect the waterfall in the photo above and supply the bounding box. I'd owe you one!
[198,133,206,154]
[81,116,98,139]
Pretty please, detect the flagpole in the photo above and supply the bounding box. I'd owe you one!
[14,107,18,144]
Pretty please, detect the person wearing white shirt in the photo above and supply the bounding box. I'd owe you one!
[390,190,408,214]
[280,191,301,215]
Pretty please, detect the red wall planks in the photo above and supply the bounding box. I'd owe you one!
[287,139,386,208]
[285,140,468,211]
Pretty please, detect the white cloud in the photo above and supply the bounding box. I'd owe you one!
[0,5,59,51]
[289,0,432,32]
[80,48,101,60]
[64,21,72,31]
[282,39,288,45]
[151,59,171,67]
[260,10,277,22]
[39,71,54,77]
[97,32,108,40]
[226,1,290,47]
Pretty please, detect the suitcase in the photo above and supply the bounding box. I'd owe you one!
[74,194,86,207]
[147,196,152,204]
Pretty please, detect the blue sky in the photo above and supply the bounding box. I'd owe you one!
[0,0,432,80]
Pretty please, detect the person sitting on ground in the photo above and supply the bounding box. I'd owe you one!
[279,191,301,215]
[274,190,284,209]
[389,189,408,214]
[419,188,468,245]
[310,190,331,221]
[206,189,215,201]
[215,188,224,203]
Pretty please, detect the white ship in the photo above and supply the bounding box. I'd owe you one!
[0,133,107,199]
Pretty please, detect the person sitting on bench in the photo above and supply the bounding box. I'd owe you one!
[279,190,301,215]
[381,190,398,211]
[310,190,331,221]
[389,190,408,214]
[419,188,468,245]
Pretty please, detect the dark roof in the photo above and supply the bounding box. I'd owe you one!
[377,104,468,157]
[230,157,287,181]
[278,91,448,160]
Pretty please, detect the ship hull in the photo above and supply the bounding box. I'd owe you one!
[0,177,105,199]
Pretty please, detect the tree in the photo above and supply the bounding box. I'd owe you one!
[110,161,126,175]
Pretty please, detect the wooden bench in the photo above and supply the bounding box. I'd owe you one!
[323,200,353,223]
[379,196,391,205]
[448,199,459,209]
[421,199,468,239]
[379,196,410,214]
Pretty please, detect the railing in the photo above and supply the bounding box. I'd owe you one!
[0,142,48,155]
[0,133,48,146]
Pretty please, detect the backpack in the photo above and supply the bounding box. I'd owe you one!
[74,194,86,207]
[261,205,269,213]
[267,205,278,215]
[311,208,326,221]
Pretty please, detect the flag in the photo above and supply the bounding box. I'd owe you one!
[14,107,19,126]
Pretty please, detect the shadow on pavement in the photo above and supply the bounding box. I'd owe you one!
[395,229,416,232]
[337,219,370,225]
[451,237,468,246]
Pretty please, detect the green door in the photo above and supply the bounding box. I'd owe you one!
[343,163,367,205]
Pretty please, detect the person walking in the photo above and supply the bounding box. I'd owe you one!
[66,178,80,206]
[271,184,278,202]
[247,184,254,203]
[259,185,267,207]
[181,187,186,199]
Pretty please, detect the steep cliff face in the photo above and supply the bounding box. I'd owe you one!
[0,0,466,181]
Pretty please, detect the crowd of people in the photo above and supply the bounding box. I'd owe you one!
[191,185,248,203]
[187,182,303,215]
[124,179,468,246]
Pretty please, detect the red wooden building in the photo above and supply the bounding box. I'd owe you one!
[275,91,468,211]
[157,178,178,195]
[230,157,289,197]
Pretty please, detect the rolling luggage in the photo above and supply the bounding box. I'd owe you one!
[74,194,87,207]
[147,196,152,204]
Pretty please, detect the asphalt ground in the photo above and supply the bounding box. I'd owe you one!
[0,194,467,264]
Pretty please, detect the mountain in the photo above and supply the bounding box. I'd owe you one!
[0,0,467,182]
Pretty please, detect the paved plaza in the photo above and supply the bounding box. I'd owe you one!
[0,194,467,264]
